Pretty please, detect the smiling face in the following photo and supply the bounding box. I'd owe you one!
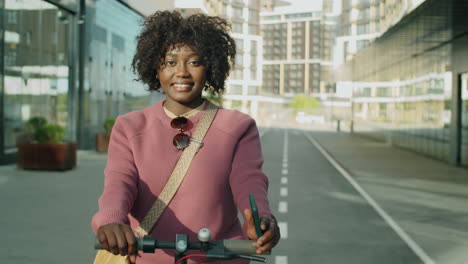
[158,44,207,111]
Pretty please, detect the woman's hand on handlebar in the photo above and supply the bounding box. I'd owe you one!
[243,209,281,254]
[96,223,137,264]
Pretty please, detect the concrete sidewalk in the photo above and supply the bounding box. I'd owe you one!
[307,130,468,264]
[0,151,106,264]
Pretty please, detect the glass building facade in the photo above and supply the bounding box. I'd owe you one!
[81,0,161,150]
[0,0,160,164]
[334,0,468,166]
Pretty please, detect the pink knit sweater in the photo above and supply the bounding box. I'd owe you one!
[92,100,272,264]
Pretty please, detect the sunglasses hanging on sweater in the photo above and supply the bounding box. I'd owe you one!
[171,116,190,150]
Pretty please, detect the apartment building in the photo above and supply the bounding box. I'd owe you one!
[261,5,338,98]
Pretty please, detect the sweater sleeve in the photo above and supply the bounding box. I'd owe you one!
[91,116,139,233]
[229,117,273,222]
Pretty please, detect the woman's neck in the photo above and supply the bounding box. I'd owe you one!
[164,98,205,116]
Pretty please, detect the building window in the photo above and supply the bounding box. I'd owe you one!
[248,24,258,35]
[357,39,370,50]
[229,85,243,94]
[251,40,257,54]
[233,23,243,33]
[235,38,244,51]
[5,50,17,65]
[7,10,18,24]
[233,7,243,19]
[249,9,259,23]
[357,23,370,34]
[358,8,370,20]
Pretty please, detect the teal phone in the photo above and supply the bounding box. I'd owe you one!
[249,194,263,238]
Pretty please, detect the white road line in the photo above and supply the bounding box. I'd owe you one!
[281,177,288,184]
[284,129,288,149]
[283,130,288,159]
[281,169,288,175]
[304,133,435,264]
[275,256,288,264]
[280,187,288,197]
[278,222,288,239]
[282,162,288,168]
[278,201,288,213]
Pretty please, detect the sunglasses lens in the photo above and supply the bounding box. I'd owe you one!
[171,116,188,130]
[173,133,190,150]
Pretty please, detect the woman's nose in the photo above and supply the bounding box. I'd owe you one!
[175,64,190,77]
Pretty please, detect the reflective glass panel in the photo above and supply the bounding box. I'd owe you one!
[461,73,468,166]
[3,0,71,153]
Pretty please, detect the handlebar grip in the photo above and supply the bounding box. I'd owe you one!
[94,237,144,250]
[223,240,270,255]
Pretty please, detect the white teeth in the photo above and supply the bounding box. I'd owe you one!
[173,84,192,87]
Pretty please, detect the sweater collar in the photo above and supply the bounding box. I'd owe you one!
[151,100,206,129]
[162,100,206,119]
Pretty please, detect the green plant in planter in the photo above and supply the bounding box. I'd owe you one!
[103,117,116,134]
[25,117,65,143]
[18,116,76,171]
[37,124,65,143]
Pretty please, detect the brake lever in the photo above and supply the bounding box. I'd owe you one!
[249,194,263,239]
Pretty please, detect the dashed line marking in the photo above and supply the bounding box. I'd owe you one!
[275,256,288,264]
[278,222,288,239]
[280,187,288,197]
[281,177,288,184]
[281,169,288,175]
[278,201,288,213]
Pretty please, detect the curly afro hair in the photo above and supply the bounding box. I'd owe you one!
[131,10,236,95]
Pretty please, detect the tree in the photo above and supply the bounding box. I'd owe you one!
[289,95,320,110]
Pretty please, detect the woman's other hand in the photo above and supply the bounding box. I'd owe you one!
[243,209,281,254]
[96,223,137,264]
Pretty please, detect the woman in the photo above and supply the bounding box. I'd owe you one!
[92,10,280,264]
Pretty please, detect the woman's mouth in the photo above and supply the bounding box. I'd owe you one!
[172,83,194,92]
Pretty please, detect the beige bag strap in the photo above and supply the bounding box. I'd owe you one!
[134,101,218,237]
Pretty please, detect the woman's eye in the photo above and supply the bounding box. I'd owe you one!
[166,61,176,66]
[189,60,201,66]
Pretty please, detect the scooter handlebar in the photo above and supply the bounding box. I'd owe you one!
[94,238,269,255]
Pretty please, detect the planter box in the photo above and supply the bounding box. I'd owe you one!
[17,142,77,171]
[95,133,110,152]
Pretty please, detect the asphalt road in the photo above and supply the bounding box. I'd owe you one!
[260,128,421,264]
[0,128,427,264]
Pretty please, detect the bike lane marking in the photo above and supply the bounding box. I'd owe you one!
[280,187,288,197]
[278,221,288,239]
[278,201,288,213]
[277,130,289,264]
[280,129,289,214]
[275,256,288,264]
[304,132,435,264]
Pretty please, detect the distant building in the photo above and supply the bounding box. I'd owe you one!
[260,3,338,98]
[335,0,426,64]
[175,0,267,115]
[333,0,468,167]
